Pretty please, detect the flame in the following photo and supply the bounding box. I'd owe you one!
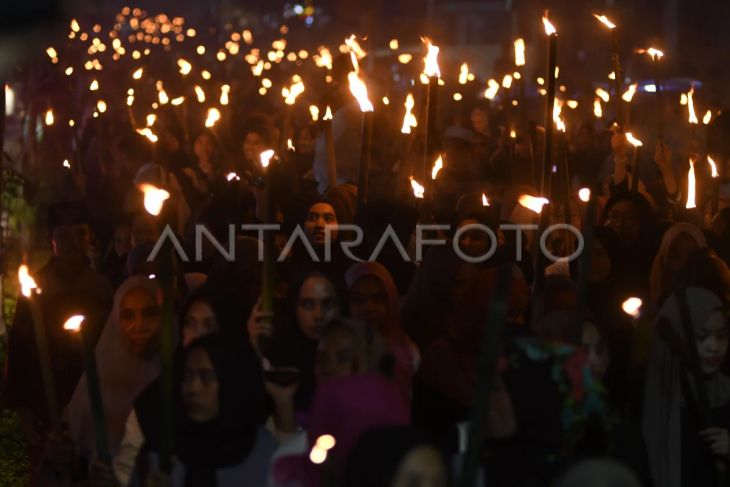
[608,71,616,80]
[578,188,591,202]
[46,47,58,59]
[171,96,185,106]
[431,155,443,180]
[146,114,156,126]
[622,83,638,102]
[226,172,240,182]
[708,156,719,179]
[514,38,526,67]
[347,72,373,112]
[409,177,425,199]
[553,99,565,132]
[687,86,698,124]
[220,84,230,105]
[593,14,616,29]
[195,85,205,103]
[126,94,134,106]
[132,67,143,79]
[595,87,610,103]
[309,105,319,121]
[622,297,642,318]
[636,47,664,61]
[421,37,441,78]
[566,100,579,109]
[344,35,366,63]
[63,159,71,169]
[703,110,712,125]
[288,139,295,151]
[382,96,390,105]
[458,63,469,85]
[139,183,170,216]
[323,106,333,121]
[260,149,275,169]
[482,193,490,206]
[89,79,99,91]
[484,79,500,100]
[542,15,557,36]
[18,265,38,297]
[158,89,169,105]
[314,46,333,69]
[680,93,688,106]
[502,75,513,89]
[686,158,696,209]
[401,93,417,134]
[625,132,643,147]
[309,446,328,465]
[136,128,158,142]
[518,194,549,214]
[177,59,192,75]
[70,19,80,32]
[389,39,399,50]
[316,434,336,451]
[97,100,107,113]
[63,315,85,332]
[205,108,221,128]
[45,109,54,126]
[282,77,305,105]
[398,54,413,64]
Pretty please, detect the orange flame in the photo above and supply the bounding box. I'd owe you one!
[703,110,712,125]
[63,315,85,332]
[323,106,333,121]
[708,156,719,179]
[401,93,417,134]
[136,128,158,142]
[260,149,275,169]
[518,194,549,213]
[593,14,616,29]
[205,108,221,128]
[686,158,696,209]
[622,297,642,318]
[409,177,425,199]
[621,83,638,102]
[578,188,591,202]
[18,265,38,297]
[687,86,698,124]
[45,109,54,126]
[421,37,441,78]
[177,59,192,75]
[625,132,643,147]
[139,183,170,215]
[282,76,305,105]
[484,79,500,100]
[431,155,443,180]
[458,63,469,85]
[194,85,205,103]
[542,15,557,36]
[348,72,373,112]
[309,105,319,121]
[636,47,664,61]
[595,87,610,103]
[514,38,526,67]
[482,193,490,206]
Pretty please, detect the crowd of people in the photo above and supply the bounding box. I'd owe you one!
[2,22,730,487]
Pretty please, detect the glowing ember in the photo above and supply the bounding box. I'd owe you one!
[578,188,591,202]
[622,297,642,318]
[410,177,425,199]
[625,132,643,147]
[421,37,441,78]
[401,93,417,134]
[18,265,38,297]
[708,156,720,178]
[482,193,490,206]
[260,149,275,169]
[686,159,697,209]
[139,183,170,216]
[514,38,526,67]
[593,14,616,29]
[431,155,443,180]
[63,315,85,332]
[518,194,549,214]
[205,108,221,128]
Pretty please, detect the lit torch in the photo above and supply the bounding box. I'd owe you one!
[421,36,441,184]
[401,93,417,134]
[594,13,623,128]
[541,13,558,195]
[139,183,170,216]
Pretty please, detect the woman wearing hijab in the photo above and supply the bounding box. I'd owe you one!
[345,262,419,404]
[649,222,708,304]
[641,287,730,487]
[342,425,449,487]
[55,276,162,478]
[140,333,275,487]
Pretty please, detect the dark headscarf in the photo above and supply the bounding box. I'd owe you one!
[175,333,268,487]
[342,426,442,487]
[178,284,245,337]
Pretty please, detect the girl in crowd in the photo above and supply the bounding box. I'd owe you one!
[641,287,730,487]
[649,222,708,303]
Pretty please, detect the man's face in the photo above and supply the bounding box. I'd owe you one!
[52,224,91,263]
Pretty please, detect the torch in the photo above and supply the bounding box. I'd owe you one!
[138,183,174,473]
[347,72,374,207]
[322,106,338,190]
[541,14,558,195]
[518,195,550,293]
[709,156,720,217]
[63,315,111,465]
[626,132,644,193]
[514,38,527,129]
[637,47,665,139]
[421,37,441,184]
[258,149,277,322]
[18,265,60,430]
[594,14,623,128]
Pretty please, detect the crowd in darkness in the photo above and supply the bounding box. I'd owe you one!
[3,11,730,487]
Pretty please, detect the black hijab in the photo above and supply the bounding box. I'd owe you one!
[175,333,267,487]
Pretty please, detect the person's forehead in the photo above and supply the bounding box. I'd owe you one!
[308,203,336,215]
